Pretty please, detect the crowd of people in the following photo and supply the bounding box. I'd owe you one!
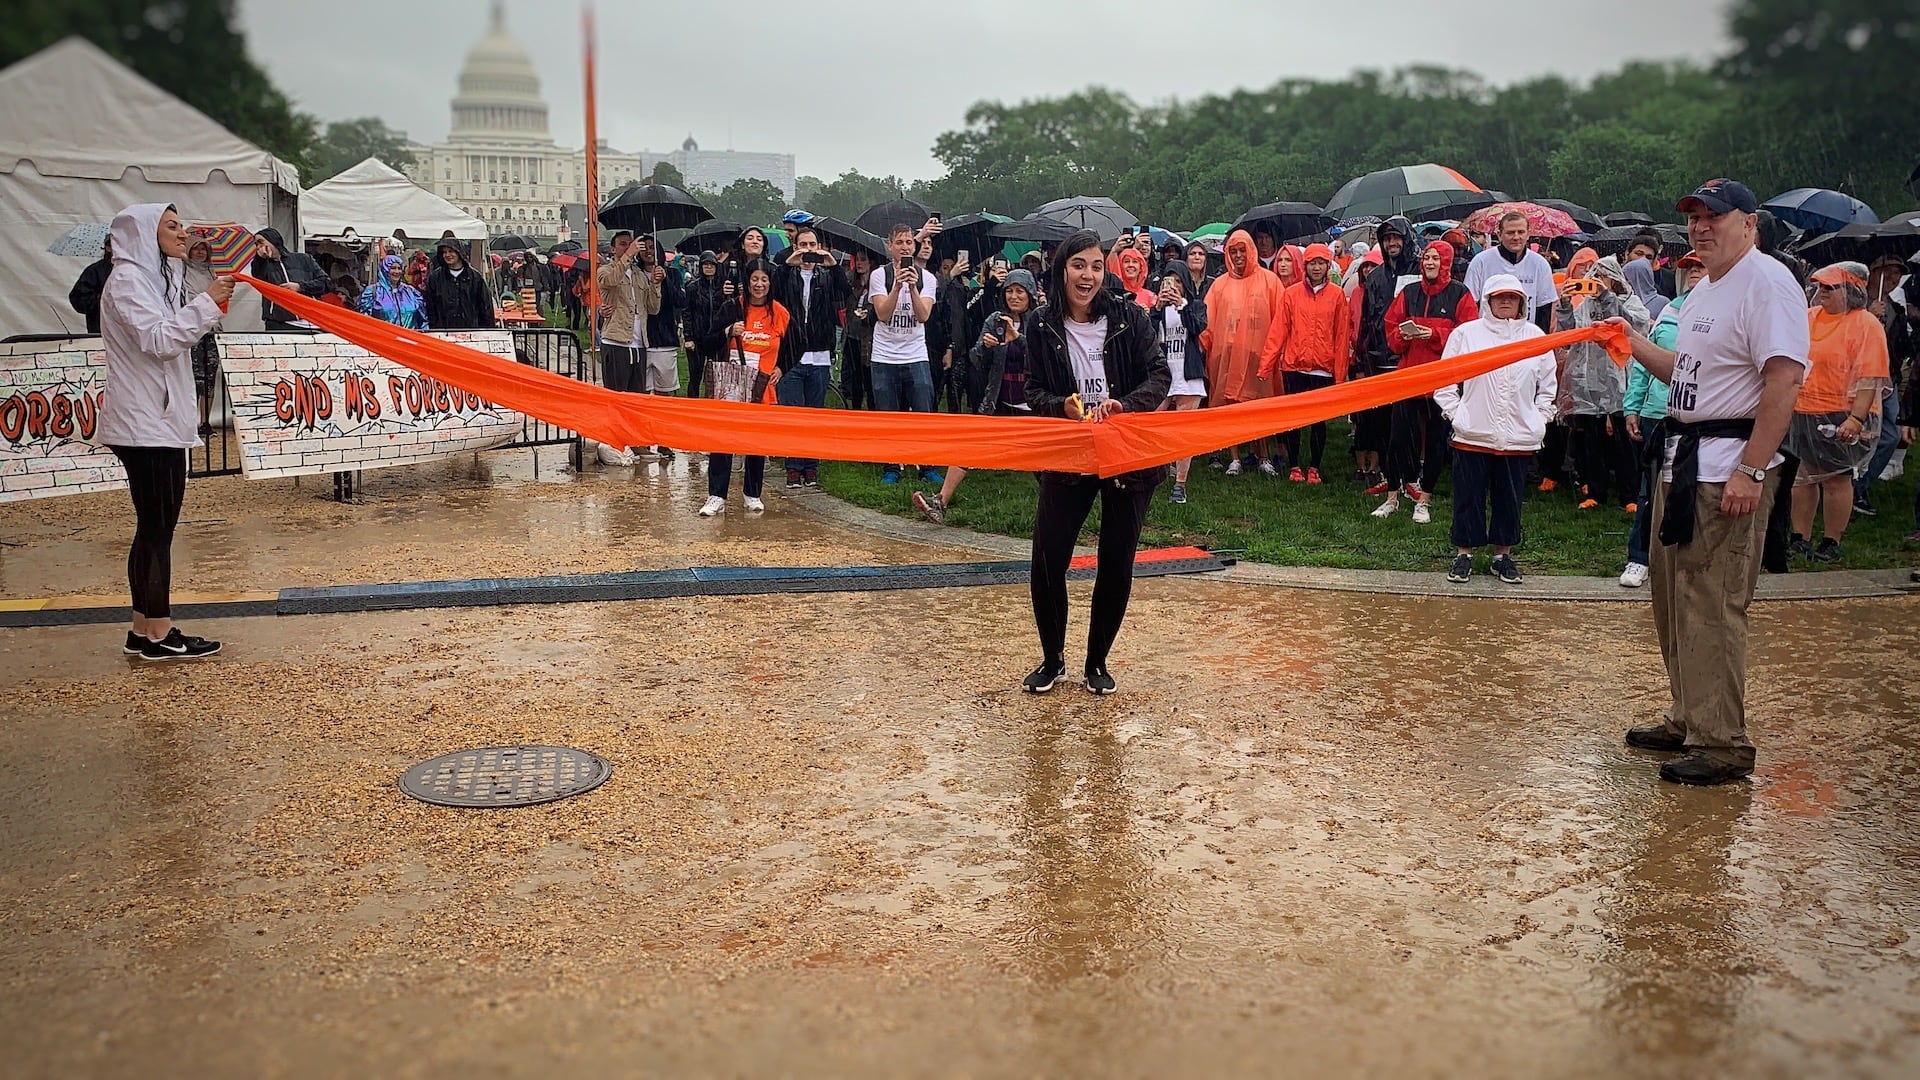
[573,205,1916,590]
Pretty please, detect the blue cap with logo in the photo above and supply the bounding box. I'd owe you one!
[1677,178,1758,215]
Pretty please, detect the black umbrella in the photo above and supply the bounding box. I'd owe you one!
[928,213,1007,260]
[488,233,538,251]
[1231,202,1331,243]
[597,183,713,234]
[808,216,889,260]
[1586,223,1690,259]
[545,240,584,255]
[1534,199,1605,234]
[676,219,745,256]
[1602,211,1657,228]
[853,198,936,238]
[992,217,1077,244]
[1029,196,1138,242]
[1790,213,1920,269]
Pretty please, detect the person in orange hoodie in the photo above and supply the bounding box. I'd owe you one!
[1372,239,1478,521]
[1262,243,1349,483]
[1198,229,1286,474]
[1112,246,1156,309]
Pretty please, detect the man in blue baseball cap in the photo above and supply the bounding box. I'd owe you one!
[1610,178,1810,785]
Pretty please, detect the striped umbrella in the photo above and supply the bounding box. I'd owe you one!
[1325,164,1484,221]
[189,221,260,274]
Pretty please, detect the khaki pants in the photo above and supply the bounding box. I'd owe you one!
[1649,475,1778,768]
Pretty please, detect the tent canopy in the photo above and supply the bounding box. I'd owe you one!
[0,37,300,337]
[301,158,488,242]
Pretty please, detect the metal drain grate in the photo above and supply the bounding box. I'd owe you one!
[398,745,611,808]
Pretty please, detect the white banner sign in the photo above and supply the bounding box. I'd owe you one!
[0,337,121,503]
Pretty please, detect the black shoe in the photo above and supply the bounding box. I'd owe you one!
[137,627,221,660]
[786,468,803,490]
[1022,658,1066,694]
[123,631,146,656]
[1787,534,1812,561]
[1811,537,1841,563]
[1492,554,1523,584]
[1084,664,1117,695]
[804,469,819,488]
[1625,723,1686,752]
[1852,497,1876,517]
[1446,554,1473,583]
[1659,751,1752,786]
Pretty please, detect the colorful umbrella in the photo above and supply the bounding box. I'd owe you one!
[1325,164,1484,220]
[1186,222,1232,243]
[46,222,110,257]
[188,221,260,273]
[1463,202,1582,239]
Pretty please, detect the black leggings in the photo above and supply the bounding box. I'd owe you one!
[109,446,187,619]
[1570,412,1637,506]
[1030,473,1159,669]
[1385,397,1449,492]
[1281,371,1332,468]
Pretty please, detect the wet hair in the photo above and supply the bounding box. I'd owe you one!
[735,227,769,261]
[1498,210,1529,232]
[889,222,915,241]
[1045,228,1110,320]
[741,258,776,305]
[610,229,634,244]
[792,225,820,246]
[1629,229,1662,256]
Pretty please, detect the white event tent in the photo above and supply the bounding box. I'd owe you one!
[301,158,487,244]
[0,37,301,338]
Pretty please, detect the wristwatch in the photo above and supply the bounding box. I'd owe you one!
[1734,463,1767,483]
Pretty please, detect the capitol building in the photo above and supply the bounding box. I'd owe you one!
[402,3,796,240]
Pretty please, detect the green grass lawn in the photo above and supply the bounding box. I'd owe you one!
[816,420,1920,577]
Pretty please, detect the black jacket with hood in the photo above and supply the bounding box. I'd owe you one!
[422,238,497,330]
[772,258,849,373]
[248,227,328,324]
[1357,215,1421,376]
[684,268,728,355]
[1023,293,1172,488]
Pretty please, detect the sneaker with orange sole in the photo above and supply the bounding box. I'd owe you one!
[1306,467,1323,485]
[1623,502,1638,514]
[1578,498,1600,509]
[1538,478,1558,493]
[1288,467,1305,482]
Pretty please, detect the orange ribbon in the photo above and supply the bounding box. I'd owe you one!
[237,274,1628,478]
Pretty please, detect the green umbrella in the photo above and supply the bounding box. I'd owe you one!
[1187,221,1232,243]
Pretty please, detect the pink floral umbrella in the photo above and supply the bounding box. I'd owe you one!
[1463,202,1582,239]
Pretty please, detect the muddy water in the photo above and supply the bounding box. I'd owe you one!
[2,453,1918,1077]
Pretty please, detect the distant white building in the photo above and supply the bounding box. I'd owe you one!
[402,3,795,239]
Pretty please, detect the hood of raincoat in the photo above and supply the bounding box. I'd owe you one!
[1377,216,1421,277]
[1418,240,1456,295]
[1224,230,1261,279]
[1271,244,1306,288]
[1159,260,1198,298]
[435,237,469,269]
[1623,257,1664,304]
[1566,247,1599,279]
[109,203,180,305]
[1477,273,1535,340]
[1592,254,1628,287]
[1114,247,1149,291]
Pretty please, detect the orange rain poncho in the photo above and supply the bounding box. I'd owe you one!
[1113,247,1155,308]
[1196,231,1285,405]
[234,273,1627,478]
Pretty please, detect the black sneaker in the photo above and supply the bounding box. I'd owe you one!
[1492,554,1523,584]
[123,631,146,655]
[1811,537,1841,563]
[1022,658,1066,694]
[786,468,803,490]
[138,627,221,660]
[1787,534,1812,561]
[1625,723,1687,752]
[803,469,819,488]
[1851,497,1875,517]
[1084,665,1117,695]
[1659,751,1753,786]
[1446,554,1473,583]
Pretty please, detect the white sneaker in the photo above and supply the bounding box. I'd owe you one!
[697,495,725,517]
[1371,497,1399,518]
[1224,459,1243,476]
[743,496,765,513]
[1619,562,1649,588]
[1411,501,1432,524]
[1257,459,1279,476]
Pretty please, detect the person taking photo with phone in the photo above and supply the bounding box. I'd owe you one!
[869,222,942,485]
[772,225,849,488]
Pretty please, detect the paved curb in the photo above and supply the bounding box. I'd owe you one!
[785,489,1920,604]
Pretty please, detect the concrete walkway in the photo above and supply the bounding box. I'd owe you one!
[788,489,1920,603]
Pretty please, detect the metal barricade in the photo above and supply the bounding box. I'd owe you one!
[504,327,586,469]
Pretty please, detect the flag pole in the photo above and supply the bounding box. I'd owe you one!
[582,4,601,330]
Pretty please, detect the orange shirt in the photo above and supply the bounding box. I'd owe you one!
[1797,307,1889,415]
[733,301,790,403]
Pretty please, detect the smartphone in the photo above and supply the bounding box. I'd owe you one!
[1398,320,1420,337]
[927,212,942,225]
[958,249,969,264]
[802,251,825,265]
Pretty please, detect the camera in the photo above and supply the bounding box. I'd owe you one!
[802,251,826,265]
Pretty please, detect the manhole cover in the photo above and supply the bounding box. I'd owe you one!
[398,745,611,808]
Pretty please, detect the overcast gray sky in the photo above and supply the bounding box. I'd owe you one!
[240,0,1731,182]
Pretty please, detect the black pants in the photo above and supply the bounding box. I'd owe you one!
[685,345,711,399]
[708,454,764,499]
[842,342,873,411]
[602,344,642,394]
[1385,397,1448,492]
[1030,473,1159,669]
[1570,412,1637,506]
[1353,403,1393,455]
[109,446,187,619]
[1538,421,1571,483]
[1281,371,1332,468]
[1450,449,1528,550]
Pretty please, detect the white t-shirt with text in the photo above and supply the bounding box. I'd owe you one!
[1660,248,1811,483]
[1064,316,1109,407]
[1161,305,1205,397]
[868,266,939,365]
